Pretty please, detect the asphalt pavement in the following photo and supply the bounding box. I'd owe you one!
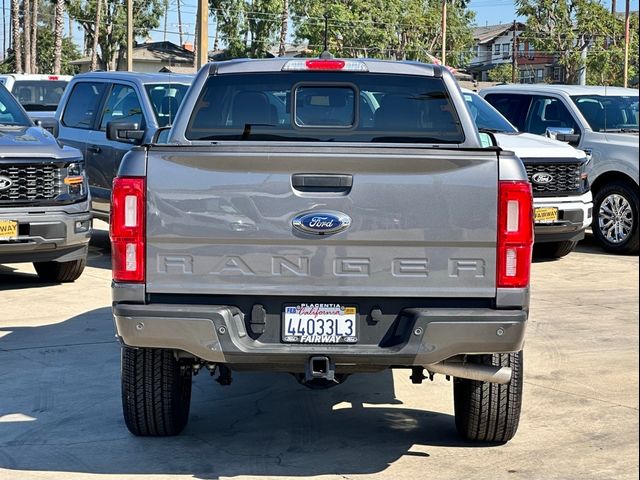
[0,222,638,480]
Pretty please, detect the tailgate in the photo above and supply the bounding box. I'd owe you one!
[146,145,498,297]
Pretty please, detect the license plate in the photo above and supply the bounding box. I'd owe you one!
[282,304,358,344]
[534,207,558,224]
[0,220,18,240]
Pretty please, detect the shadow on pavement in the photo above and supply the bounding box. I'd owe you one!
[574,232,634,256]
[532,233,629,263]
[87,227,111,270]
[0,226,112,289]
[0,307,489,479]
[0,265,54,289]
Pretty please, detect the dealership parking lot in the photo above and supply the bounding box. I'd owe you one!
[0,222,638,480]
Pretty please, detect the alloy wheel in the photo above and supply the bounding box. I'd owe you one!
[598,193,634,244]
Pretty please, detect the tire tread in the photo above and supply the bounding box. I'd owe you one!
[121,347,191,436]
[454,351,523,443]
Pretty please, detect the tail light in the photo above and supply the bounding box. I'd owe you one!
[110,177,145,283]
[497,180,533,288]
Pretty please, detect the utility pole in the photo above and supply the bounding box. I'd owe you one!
[441,0,447,66]
[611,0,616,14]
[163,0,168,42]
[90,0,101,71]
[579,35,588,85]
[2,0,6,59]
[177,0,184,46]
[196,0,208,69]
[511,20,517,83]
[623,0,630,87]
[127,0,133,71]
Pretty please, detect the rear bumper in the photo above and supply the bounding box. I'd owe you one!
[533,191,593,243]
[113,302,527,371]
[0,207,91,263]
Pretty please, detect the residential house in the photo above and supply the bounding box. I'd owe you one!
[71,41,196,73]
[468,23,561,83]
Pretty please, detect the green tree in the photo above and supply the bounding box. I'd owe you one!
[210,0,282,58]
[516,0,616,84]
[290,0,475,67]
[488,63,514,83]
[66,0,165,70]
[586,12,638,85]
[1,2,80,74]
[34,28,82,74]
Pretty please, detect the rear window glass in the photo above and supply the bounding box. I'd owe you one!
[295,86,355,128]
[11,80,69,111]
[186,72,464,143]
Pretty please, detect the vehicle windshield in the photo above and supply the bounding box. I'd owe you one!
[12,80,69,112]
[185,72,465,143]
[145,83,190,127]
[463,91,517,133]
[571,94,639,133]
[0,86,31,126]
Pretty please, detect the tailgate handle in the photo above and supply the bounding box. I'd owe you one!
[291,174,352,193]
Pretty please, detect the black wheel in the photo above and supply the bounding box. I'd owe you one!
[33,258,86,282]
[121,346,192,436]
[453,351,523,443]
[592,181,639,254]
[533,240,577,259]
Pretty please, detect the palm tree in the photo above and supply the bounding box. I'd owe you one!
[3,0,6,58]
[31,0,39,73]
[10,0,21,72]
[24,0,31,73]
[53,0,65,74]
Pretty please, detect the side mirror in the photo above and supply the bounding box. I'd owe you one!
[35,118,59,138]
[478,131,497,147]
[546,127,580,145]
[107,121,145,144]
[152,126,171,144]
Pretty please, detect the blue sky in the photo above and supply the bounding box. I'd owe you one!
[2,0,638,58]
[146,0,640,48]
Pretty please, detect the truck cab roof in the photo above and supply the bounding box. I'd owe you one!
[69,71,194,86]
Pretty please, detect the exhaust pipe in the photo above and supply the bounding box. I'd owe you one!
[424,361,512,384]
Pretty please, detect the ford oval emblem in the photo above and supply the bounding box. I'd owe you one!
[0,175,12,192]
[531,172,554,185]
[292,211,351,235]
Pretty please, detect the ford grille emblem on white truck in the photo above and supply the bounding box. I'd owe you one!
[292,211,351,235]
[0,176,13,191]
[531,172,554,185]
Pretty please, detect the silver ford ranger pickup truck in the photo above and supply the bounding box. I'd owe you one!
[110,58,534,443]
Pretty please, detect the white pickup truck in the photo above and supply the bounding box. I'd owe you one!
[464,89,592,258]
[481,85,638,254]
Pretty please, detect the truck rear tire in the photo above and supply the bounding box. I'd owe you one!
[593,181,639,254]
[33,258,86,282]
[533,240,577,259]
[121,346,192,436]
[453,351,523,443]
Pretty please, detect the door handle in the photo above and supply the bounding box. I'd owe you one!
[88,145,101,154]
[291,174,352,193]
